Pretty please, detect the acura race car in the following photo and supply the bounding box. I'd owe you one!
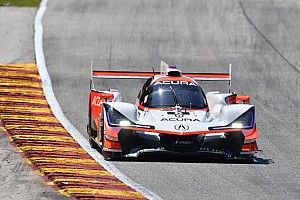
[87,61,259,160]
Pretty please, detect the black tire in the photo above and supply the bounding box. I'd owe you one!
[241,154,256,163]
[99,110,122,160]
[99,111,105,151]
[87,121,99,149]
[102,150,122,161]
[89,136,99,149]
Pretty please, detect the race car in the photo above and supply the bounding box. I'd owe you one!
[87,61,259,160]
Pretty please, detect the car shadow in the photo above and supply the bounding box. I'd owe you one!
[112,152,273,165]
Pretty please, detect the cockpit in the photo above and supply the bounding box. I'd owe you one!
[138,79,207,109]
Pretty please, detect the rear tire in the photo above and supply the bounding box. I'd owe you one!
[87,122,99,149]
[89,135,98,149]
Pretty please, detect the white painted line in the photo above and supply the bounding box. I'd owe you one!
[34,1,162,199]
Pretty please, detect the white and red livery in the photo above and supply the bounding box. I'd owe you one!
[87,61,259,160]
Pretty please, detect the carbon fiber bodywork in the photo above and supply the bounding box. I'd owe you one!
[118,130,245,157]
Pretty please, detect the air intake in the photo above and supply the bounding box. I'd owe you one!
[167,70,181,77]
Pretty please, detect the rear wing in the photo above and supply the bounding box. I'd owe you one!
[92,71,231,81]
[90,61,232,92]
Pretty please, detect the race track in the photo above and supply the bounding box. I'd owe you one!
[43,0,299,199]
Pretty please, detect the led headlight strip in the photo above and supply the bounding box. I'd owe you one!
[104,104,155,129]
[209,107,255,130]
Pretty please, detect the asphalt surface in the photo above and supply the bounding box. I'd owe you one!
[43,0,300,199]
[0,7,67,200]
[0,7,35,63]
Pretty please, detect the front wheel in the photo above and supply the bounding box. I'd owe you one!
[99,124,121,160]
[240,154,257,163]
[102,150,122,161]
[99,113,122,160]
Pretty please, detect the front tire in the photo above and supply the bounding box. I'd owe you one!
[240,154,257,163]
[102,150,121,161]
[99,111,121,160]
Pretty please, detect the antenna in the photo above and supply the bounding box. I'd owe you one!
[151,66,155,76]
[228,63,232,93]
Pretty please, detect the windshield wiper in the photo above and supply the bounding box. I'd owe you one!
[169,85,180,107]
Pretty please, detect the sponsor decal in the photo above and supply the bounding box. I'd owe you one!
[175,141,191,145]
[92,96,102,106]
[154,81,197,86]
[174,124,189,131]
[161,118,201,122]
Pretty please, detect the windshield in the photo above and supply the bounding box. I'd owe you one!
[141,83,207,108]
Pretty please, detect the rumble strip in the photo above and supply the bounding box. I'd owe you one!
[0,63,145,199]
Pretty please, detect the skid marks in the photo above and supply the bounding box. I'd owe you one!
[0,64,145,199]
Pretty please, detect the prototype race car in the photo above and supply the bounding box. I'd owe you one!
[87,61,259,160]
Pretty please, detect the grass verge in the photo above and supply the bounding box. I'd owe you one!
[0,0,40,7]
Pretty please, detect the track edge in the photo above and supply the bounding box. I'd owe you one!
[33,0,162,199]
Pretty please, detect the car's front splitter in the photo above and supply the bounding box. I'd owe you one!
[118,129,245,158]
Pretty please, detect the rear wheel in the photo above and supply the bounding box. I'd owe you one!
[87,119,99,149]
[89,135,98,149]
[98,111,105,150]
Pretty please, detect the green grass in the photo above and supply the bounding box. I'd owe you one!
[0,0,40,7]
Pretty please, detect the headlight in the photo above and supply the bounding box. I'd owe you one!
[231,122,243,129]
[119,120,131,126]
[106,106,133,125]
[104,104,155,129]
[209,107,255,130]
[231,107,254,129]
